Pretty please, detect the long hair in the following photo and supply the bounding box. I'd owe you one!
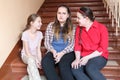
[52,5,73,41]
[19,13,40,38]
[23,13,40,32]
[78,7,95,22]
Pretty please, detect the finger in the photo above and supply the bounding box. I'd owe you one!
[79,63,82,67]
[54,58,58,62]
[73,64,77,69]
[55,60,59,64]
[71,63,74,68]
[76,64,79,69]
[72,64,75,69]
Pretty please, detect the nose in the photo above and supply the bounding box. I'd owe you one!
[40,21,42,26]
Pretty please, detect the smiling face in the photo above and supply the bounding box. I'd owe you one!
[57,7,69,24]
[76,12,87,27]
[31,16,42,30]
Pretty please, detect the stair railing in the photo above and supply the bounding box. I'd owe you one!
[103,0,120,36]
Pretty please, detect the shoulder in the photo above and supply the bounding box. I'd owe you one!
[94,21,108,32]
[47,22,54,28]
[37,31,43,39]
[21,30,29,41]
[75,25,81,31]
[22,30,28,36]
[37,31,43,35]
[46,22,55,31]
[94,21,107,28]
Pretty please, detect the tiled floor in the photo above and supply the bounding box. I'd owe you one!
[21,75,47,80]
[106,60,119,66]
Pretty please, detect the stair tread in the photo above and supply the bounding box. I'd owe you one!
[43,2,104,7]
[11,56,120,68]
[11,57,120,78]
[40,6,106,11]
[45,0,102,3]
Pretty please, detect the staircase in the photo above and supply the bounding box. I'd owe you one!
[1,0,120,80]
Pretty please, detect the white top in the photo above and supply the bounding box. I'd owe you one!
[21,30,43,56]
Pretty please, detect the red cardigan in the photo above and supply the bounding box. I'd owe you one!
[74,21,109,59]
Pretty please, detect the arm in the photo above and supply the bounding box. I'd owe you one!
[71,26,82,69]
[97,25,109,56]
[22,40,33,57]
[44,22,57,56]
[21,32,33,57]
[80,25,108,65]
[71,51,81,69]
[36,38,42,69]
[37,38,42,62]
[74,26,82,51]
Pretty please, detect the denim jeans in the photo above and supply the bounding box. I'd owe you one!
[72,56,107,80]
[42,51,75,80]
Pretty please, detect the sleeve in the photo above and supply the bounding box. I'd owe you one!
[61,26,76,54]
[39,31,43,39]
[74,26,82,51]
[44,22,55,51]
[21,32,28,42]
[97,24,109,54]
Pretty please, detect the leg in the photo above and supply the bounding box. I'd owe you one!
[41,52,60,80]
[71,66,90,80]
[58,51,75,80]
[85,56,107,80]
[21,55,41,80]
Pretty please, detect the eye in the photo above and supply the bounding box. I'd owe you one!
[63,12,66,15]
[57,12,61,14]
[77,17,80,20]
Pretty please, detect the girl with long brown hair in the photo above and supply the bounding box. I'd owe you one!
[42,5,75,80]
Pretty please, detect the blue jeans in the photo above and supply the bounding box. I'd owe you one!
[42,51,75,80]
[72,56,107,80]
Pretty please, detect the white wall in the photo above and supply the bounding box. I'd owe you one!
[0,0,45,68]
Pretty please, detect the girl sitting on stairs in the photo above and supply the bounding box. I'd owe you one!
[20,13,43,80]
[42,5,75,80]
[71,7,109,80]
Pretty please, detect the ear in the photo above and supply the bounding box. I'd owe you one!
[30,21,33,25]
[85,17,89,20]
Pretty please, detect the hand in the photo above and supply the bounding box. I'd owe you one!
[71,59,80,69]
[53,52,57,59]
[79,56,90,66]
[55,52,64,64]
[51,50,57,58]
[35,59,42,69]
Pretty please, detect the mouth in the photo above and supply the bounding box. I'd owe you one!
[59,17,63,19]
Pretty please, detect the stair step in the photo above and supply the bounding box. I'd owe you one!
[45,0,102,3]
[40,6,106,12]
[43,2,104,7]
[108,47,120,60]
[102,60,120,79]
[40,12,108,19]
[10,57,120,79]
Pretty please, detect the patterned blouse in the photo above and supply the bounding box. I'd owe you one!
[44,22,76,54]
